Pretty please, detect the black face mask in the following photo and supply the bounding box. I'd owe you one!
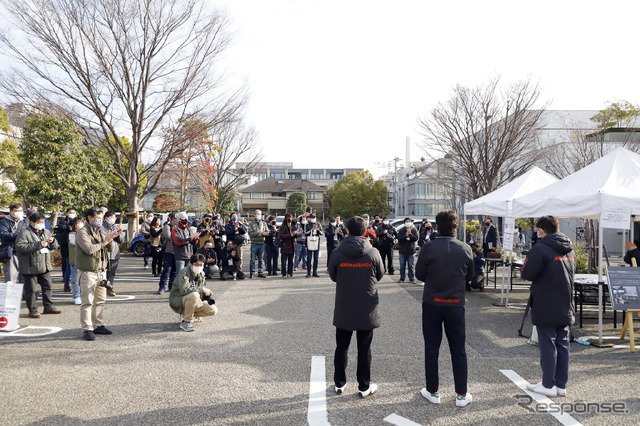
[485,222,490,226]
[425,228,432,231]
[271,221,276,225]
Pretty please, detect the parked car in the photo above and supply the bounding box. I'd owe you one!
[129,233,145,257]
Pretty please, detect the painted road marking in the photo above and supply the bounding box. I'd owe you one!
[48,293,136,302]
[500,370,582,426]
[308,356,330,426]
[384,413,423,426]
[0,326,62,337]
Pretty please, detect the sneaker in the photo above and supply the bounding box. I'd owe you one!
[180,321,195,332]
[258,273,266,278]
[93,325,112,335]
[145,265,149,270]
[306,275,311,278]
[157,289,165,295]
[43,307,62,314]
[527,382,557,397]
[420,388,440,404]
[83,330,96,341]
[303,267,307,270]
[557,387,566,396]
[107,289,117,297]
[358,383,377,398]
[28,311,41,319]
[416,281,425,286]
[250,273,254,279]
[294,267,298,271]
[73,297,82,305]
[398,279,405,283]
[456,392,473,407]
[335,385,346,395]
[408,279,415,284]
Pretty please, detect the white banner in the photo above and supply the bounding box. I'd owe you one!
[502,217,516,252]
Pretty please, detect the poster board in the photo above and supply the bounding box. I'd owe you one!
[502,217,515,253]
[606,267,640,311]
[0,283,24,331]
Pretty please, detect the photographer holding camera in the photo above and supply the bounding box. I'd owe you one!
[169,253,218,332]
[76,207,122,341]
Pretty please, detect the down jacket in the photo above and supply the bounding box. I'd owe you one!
[15,226,59,275]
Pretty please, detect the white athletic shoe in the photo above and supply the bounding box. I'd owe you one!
[420,388,440,404]
[73,297,82,305]
[358,383,377,398]
[557,387,566,396]
[335,385,346,395]
[456,392,473,407]
[527,382,557,397]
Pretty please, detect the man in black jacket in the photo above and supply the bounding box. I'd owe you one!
[418,219,438,247]
[328,216,384,398]
[521,215,575,398]
[415,210,474,407]
[482,217,499,257]
[375,217,397,275]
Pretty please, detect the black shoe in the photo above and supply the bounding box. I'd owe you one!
[258,273,266,278]
[313,274,320,277]
[388,272,394,275]
[93,326,112,335]
[306,274,311,278]
[83,330,96,341]
[43,307,62,314]
[63,287,71,292]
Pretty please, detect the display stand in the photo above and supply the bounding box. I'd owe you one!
[620,309,640,352]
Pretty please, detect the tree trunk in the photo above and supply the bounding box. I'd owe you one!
[127,189,140,242]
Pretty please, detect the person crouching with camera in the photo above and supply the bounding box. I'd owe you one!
[76,207,122,341]
[170,253,218,332]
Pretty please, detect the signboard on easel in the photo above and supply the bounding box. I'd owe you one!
[606,267,640,311]
[0,283,24,331]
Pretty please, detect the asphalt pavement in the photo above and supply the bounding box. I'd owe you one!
[1,250,639,425]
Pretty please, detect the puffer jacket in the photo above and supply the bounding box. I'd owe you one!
[328,236,384,331]
[15,226,59,275]
[521,232,576,327]
[0,215,22,248]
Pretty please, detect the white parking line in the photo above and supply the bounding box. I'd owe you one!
[384,413,423,426]
[0,326,62,337]
[308,356,330,425]
[500,369,582,426]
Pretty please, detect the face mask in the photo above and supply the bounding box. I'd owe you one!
[191,266,204,274]
[271,221,276,225]
[106,218,116,226]
[67,213,76,220]
[12,211,24,221]
[77,223,84,230]
[425,228,432,232]
[180,219,188,225]
[92,220,103,228]
[485,222,490,226]
[34,223,45,231]
[301,220,307,225]
[375,219,380,223]
[256,215,262,221]
[405,222,411,227]
[232,217,237,222]
[287,218,292,222]
[383,220,389,225]
[147,217,153,221]
[310,219,316,224]
[227,245,234,250]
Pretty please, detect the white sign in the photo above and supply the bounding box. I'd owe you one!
[0,283,24,331]
[600,207,631,230]
[502,217,516,252]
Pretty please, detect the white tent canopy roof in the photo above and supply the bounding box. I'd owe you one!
[512,147,640,219]
[464,166,559,217]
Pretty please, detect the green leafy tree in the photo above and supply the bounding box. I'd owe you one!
[591,101,640,129]
[0,106,22,206]
[327,171,390,218]
[16,114,112,225]
[286,192,307,216]
[0,106,10,131]
[153,193,180,212]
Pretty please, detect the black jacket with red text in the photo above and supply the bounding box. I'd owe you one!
[328,236,384,331]
[521,232,576,327]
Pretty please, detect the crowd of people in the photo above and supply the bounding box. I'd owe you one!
[1,202,581,406]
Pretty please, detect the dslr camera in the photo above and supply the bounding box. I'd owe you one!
[202,293,216,305]
[99,279,113,291]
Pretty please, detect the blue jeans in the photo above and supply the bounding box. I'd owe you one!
[70,264,80,299]
[143,242,151,266]
[159,252,176,291]
[306,249,319,276]
[62,254,71,289]
[295,243,307,268]
[250,243,265,274]
[399,252,414,281]
[265,245,279,274]
[175,259,189,275]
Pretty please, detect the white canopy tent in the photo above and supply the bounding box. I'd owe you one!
[512,147,640,345]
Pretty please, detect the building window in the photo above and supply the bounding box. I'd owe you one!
[249,193,264,200]
[426,183,436,200]
[307,192,316,200]
[271,192,285,198]
[329,172,343,179]
[416,183,426,200]
[258,173,267,181]
[270,172,285,179]
[311,172,324,179]
[416,204,426,215]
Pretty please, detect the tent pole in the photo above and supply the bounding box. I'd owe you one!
[463,214,467,243]
[598,222,603,346]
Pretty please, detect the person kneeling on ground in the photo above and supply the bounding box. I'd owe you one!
[197,240,219,278]
[169,253,218,332]
[220,241,245,281]
[467,242,485,292]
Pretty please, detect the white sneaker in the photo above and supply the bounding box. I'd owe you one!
[335,385,346,395]
[456,392,473,407]
[180,321,194,332]
[358,383,377,398]
[527,382,557,397]
[557,387,566,396]
[420,388,440,404]
[416,281,425,286]
[144,265,149,270]
[73,297,82,305]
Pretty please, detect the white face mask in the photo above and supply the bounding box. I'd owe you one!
[310,219,316,224]
[255,215,262,221]
[77,223,84,229]
[405,222,411,227]
[34,223,45,231]
[147,217,154,222]
[191,265,204,275]
[67,213,76,220]
[12,211,24,221]
[106,218,116,226]
[383,220,389,225]
[301,220,307,225]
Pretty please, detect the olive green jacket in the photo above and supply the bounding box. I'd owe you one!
[169,266,206,314]
[15,227,59,275]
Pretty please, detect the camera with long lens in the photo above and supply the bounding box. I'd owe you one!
[202,294,215,305]
[99,279,113,290]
